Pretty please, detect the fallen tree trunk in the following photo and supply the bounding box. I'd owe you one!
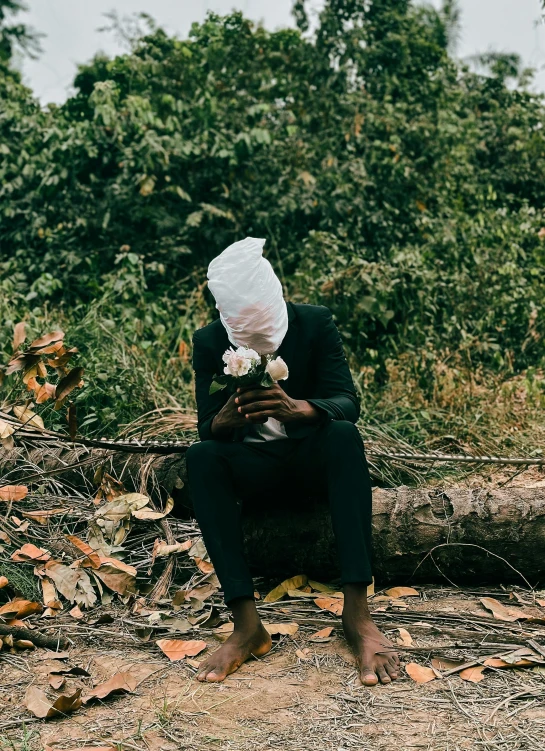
[3,446,545,584]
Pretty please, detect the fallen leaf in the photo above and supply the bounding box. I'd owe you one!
[480,597,527,622]
[55,367,84,408]
[13,321,26,351]
[49,666,91,677]
[66,534,101,568]
[93,559,136,595]
[13,406,44,430]
[309,626,334,642]
[28,330,65,351]
[537,599,545,607]
[132,497,174,520]
[70,605,84,619]
[406,663,436,683]
[34,382,56,404]
[23,685,82,719]
[156,639,207,661]
[0,485,29,502]
[296,648,311,660]
[0,419,15,440]
[38,650,70,661]
[14,639,35,650]
[194,557,215,574]
[49,675,66,690]
[0,599,42,619]
[384,587,419,598]
[11,542,50,561]
[314,596,344,616]
[395,628,413,646]
[483,657,534,669]
[83,671,139,702]
[45,561,97,608]
[0,576,8,588]
[308,579,336,594]
[264,575,308,603]
[22,508,66,524]
[431,657,466,672]
[265,622,299,636]
[41,577,58,607]
[459,666,486,683]
[154,540,193,558]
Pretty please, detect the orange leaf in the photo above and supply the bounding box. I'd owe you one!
[28,330,65,351]
[83,671,140,702]
[405,663,436,683]
[35,382,56,404]
[23,685,82,719]
[11,542,50,562]
[0,599,42,619]
[66,534,101,568]
[384,587,419,598]
[0,485,28,501]
[13,322,26,351]
[480,597,526,622]
[459,666,485,683]
[309,626,334,642]
[431,657,465,672]
[483,657,534,669]
[156,639,207,661]
[314,597,344,616]
[49,674,66,690]
[194,557,214,574]
[0,576,8,589]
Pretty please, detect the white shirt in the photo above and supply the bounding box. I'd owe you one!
[243,417,288,442]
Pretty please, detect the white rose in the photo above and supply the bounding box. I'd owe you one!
[222,348,252,377]
[235,346,261,364]
[266,356,289,381]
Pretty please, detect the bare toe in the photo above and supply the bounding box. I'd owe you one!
[377,666,391,684]
[360,666,379,686]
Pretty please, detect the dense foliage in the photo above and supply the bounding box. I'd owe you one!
[0,0,544,443]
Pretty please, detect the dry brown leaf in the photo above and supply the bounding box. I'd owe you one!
[34,381,56,404]
[308,579,336,594]
[13,321,26,351]
[483,657,534,669]
[431,657,466,672]
[309,626,334,642]
[480,597,527,622]
[55,367,84,409]
[14,639,35,650]
[264,575,308,603]
[22,508,66,524]
[384,587,419,598]
[154,540,193,558]
[0,575,7,590]
[11,542,50,561]
[296,648,311,661]
[23,685,82,719]
[156,639,207,661]
[536,599,545,607]
[194,557,215,575]
[13,405,44,430]
[406,663,436,683]
[69,605,84,619]
[459,666,486,683]
[0,599,42,619]
[28,330,65,351]
[48,674,66,690]
[93,558,137,595]
[395,628,413,646]
[66,534,101,568]
[265,622,299,636]
[41,577,57,607]
[314,596,344,616]
[0,485,29,502]
[132,497,174,520]
[83,671,140,702]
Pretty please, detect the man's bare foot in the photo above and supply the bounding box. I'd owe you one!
[342,583,400,686]
[196,598,272,682]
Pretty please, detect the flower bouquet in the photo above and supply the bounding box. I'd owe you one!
[209,346,289,395]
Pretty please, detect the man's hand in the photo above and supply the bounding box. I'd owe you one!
[235,384,320,425]
[210,392,249,439]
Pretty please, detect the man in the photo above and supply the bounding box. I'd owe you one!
[186,237,399,686]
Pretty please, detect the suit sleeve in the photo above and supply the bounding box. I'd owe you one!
[306,308,360,424]
[192,330,231,441]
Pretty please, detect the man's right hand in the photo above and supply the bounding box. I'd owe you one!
[211,392,268,438]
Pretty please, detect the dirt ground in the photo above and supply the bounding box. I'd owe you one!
[1,584,545,751]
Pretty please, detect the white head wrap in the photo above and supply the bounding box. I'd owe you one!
[207,237,288,354]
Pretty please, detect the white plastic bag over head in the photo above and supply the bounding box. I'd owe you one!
[207,237,288,354]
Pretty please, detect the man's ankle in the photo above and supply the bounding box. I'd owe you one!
[230,596,262,628]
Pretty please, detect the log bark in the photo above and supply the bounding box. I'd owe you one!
[3,446,544,584]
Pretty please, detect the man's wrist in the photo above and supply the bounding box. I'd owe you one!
[292,399,321,424]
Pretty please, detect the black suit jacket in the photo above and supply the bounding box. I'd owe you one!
[192,302,360,442]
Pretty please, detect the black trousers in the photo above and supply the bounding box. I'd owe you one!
[185,420,373,604]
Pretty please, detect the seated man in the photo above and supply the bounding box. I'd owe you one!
[186,236,399,686]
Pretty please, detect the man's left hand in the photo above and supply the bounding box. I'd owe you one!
[235,384,320,424]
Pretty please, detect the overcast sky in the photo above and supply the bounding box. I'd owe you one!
[17,0,545,104]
